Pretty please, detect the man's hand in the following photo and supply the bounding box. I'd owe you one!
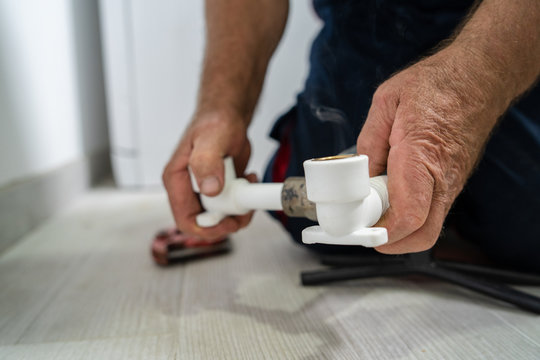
[163,0,288,240]
[163,111,255,241]
[357,46,498,253]
[356,0,540,254]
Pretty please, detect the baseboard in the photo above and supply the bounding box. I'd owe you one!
[0,150,111,253]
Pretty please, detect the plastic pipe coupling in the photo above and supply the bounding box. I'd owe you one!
[302,154,389,247]
[189,157,283,227]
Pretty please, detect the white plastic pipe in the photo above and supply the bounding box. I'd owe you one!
[190,157,283,227]
[236,183,283,210]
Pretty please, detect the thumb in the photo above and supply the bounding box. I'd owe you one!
[189,137,226,197]
[356,88,398,176]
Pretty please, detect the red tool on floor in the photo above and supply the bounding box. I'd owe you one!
[151,228,231,265]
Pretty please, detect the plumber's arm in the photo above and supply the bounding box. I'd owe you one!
[163,0,289,240]
[356,0,540,254]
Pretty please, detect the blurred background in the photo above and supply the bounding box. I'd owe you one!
[0,0,320,251]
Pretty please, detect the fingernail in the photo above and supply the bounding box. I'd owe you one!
[201,176,220,195]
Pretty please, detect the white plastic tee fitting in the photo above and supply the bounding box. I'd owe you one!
[190,157,283,227]
[302,155,389,247]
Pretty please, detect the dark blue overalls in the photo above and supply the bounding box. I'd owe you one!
[263,0,540,272]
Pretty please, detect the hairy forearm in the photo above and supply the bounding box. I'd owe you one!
[196,0,289,124]
[449,0,540,115]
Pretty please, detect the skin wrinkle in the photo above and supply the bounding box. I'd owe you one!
[423,54,500,116]
[408,161,436,205]
[382,146,434,239]
[401,62,486,171]
[407,120,471,207]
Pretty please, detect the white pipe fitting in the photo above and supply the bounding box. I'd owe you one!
[190,157,283,227]
[302,155,389,247]
[190,155,389,247]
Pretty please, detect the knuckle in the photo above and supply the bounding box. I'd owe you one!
[414,236,438,253]
[162,164,172,185]
[372,84,394,109]
[188,151,205,165]
[189,153,214,174]
[189,146,221,165]
[175,220,190,235]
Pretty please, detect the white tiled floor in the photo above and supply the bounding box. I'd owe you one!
[1,189,539,359]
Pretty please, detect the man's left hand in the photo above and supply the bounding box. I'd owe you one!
[356,44,504,254]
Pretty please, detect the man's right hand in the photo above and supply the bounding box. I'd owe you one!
[163,111,255,241]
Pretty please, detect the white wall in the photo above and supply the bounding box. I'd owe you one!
[0,0,108,188]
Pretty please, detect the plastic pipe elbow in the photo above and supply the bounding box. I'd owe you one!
[302,155,389,247]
